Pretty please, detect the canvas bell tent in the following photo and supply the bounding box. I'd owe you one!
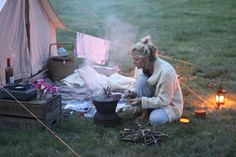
[0,0,65,81]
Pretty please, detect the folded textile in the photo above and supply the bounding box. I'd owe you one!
[78,66,109,92]
[108,73,135,90]
[61,71,85,87]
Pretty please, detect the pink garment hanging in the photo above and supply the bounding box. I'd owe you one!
[76,32,110,64]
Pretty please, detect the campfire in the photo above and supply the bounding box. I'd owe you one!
[92,87,120,127]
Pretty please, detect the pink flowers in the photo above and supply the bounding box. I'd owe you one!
[32,78,58,99]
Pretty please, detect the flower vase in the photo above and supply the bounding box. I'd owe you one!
[36,89,43,100]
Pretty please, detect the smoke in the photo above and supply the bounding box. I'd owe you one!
[103,16,137,73]
[75,2,138,75]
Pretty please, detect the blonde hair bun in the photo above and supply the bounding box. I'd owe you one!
[141,36,152,45]
[131,36,157,60]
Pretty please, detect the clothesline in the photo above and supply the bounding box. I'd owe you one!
[158,54,200,67]
[66,28,200,67]
[66,28,131,48]
[69,1,201,68]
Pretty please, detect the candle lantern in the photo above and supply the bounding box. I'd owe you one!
[215,87,226,110]
[179,118,190,124]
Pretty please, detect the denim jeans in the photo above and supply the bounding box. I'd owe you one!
[136,73,169,126]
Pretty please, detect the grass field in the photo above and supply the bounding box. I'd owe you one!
[0,0,236,156]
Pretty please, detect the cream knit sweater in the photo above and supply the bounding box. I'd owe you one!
[131,57,184,121]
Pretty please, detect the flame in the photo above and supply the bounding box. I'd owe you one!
[179,118,190,123]
[198,94,236,111]
[216,95,224,103]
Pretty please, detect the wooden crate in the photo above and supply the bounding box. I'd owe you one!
[0,95,62,129]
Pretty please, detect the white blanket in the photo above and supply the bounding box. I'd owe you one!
[61,66,135,92]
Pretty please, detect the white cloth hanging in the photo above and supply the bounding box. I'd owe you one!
[76,32,110,64]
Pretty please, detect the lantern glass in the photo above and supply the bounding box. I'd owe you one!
[216,90,225,105]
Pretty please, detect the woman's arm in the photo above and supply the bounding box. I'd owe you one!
[141,72,177,109]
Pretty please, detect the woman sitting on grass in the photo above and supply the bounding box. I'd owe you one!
[127,36,184,126]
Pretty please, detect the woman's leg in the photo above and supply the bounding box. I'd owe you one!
[149,109,169,126]
[136,74,155,98]
[135,74,155,120]
[135,74,169,125]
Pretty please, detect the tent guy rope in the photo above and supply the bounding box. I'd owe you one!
[0,84,81,157]
[180,81,216,108]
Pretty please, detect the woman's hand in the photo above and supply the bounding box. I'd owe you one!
[124,90,137,99]
[128,98,141,106]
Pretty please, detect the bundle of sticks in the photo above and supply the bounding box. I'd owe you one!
[120,124,170,145]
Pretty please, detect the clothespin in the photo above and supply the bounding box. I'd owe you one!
[80,31,85,38]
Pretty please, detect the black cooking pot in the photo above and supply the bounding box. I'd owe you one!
[92,94,121,127]
[92,94,120,114]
